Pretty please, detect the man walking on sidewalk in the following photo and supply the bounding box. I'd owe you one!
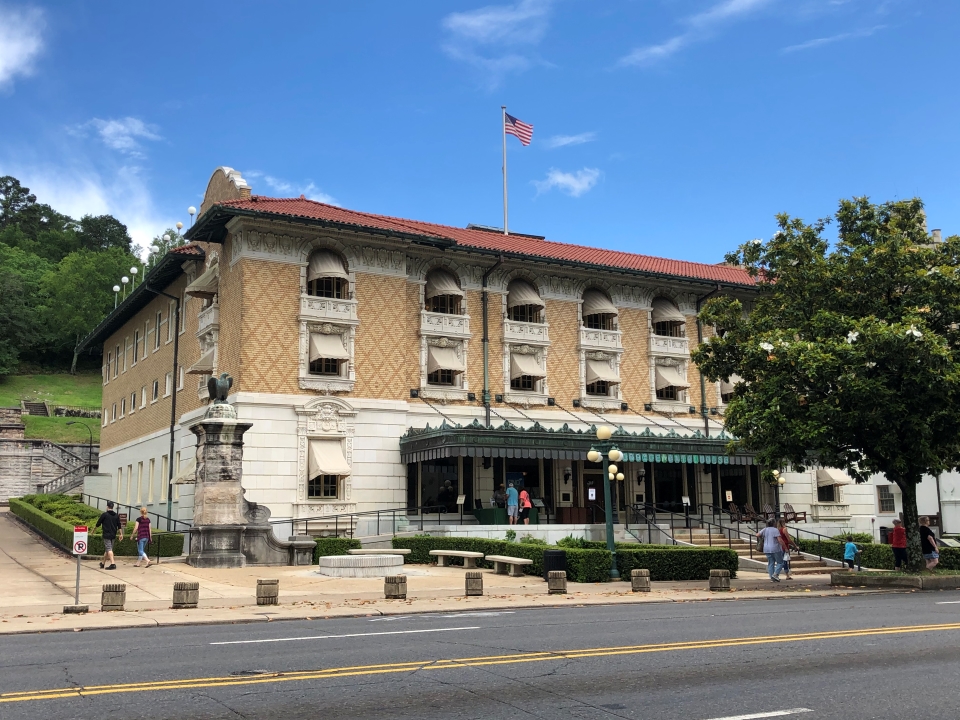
[95,501,123,570]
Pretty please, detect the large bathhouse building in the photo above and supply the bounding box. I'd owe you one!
[79,167,889,538]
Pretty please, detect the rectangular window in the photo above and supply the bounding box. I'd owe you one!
[122,337,128,372]
[120,397,125,417]
[817,484,837,503]
[508,305,541,323]
[160,455,168,501]
[133,330,140,364]
[102,408,108,427]
[428,295,461,315]
[178,366,184,391]
[309,358,341,375]
[155,311,162,349]
[510,375,535,391]
[179,293,185,333]
[173,451,180,500]
[654,321,684,338]
[308,277,346,298]
[125,464,132,504]
[164,372,172,397]
[148,458,155,502]
[141,386,146,408]
[105,353,111,384]
[308,474,340,499]
[586,380,610,396]
[152,379,160,402]
[112,403,117,421]
[167,301,176,341]
[116,467,123,500]
[114,345,120,377]
[584,314,614,330]
[878,485,896,513]
[656,385,678,400]
[136,461,143,505]
[129,392,136,414]
[427,369,455,386]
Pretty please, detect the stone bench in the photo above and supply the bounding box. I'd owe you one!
[429,550,484,568]
[485,555,534,577]
[348,549,412,561]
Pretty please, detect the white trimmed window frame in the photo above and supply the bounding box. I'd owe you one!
[295,396,357,514]
[501,286,550,406]
[418,274,471,402]
[578,291,624,411]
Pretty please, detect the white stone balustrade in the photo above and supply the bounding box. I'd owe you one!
[421,311,471,338]
[197,304,220,334]
[579,327,622,352]
[300,295,359,324]
[504,320,549,345]
[649,334,689,357]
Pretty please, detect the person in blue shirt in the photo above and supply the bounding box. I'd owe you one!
[505,482,519,525]
[843,536,859,570]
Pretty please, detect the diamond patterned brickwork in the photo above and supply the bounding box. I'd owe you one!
[353,273,419,399]
[618,307,651,409]
[684,314,708,410]
[240,258,300,395]
[695,322,719,409]
[465,289,503,398]
[545,299,581,405]
[217,234,243,390]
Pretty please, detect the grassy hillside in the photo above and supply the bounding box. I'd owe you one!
[0,373,102,443]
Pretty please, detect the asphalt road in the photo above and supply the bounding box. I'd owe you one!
[2,592,960,720]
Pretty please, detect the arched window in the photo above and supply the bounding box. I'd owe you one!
[507,279,544,323]
[307,250,349,298]
[424,269,464,315]
[651,298,685,337]
[582,289,617,330]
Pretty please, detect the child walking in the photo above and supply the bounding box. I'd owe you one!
[843,535,859,570]
[134,507,152,568]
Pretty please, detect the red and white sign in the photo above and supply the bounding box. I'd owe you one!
[73,526,88,555]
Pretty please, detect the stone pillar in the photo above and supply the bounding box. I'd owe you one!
[384,575,407,599]
[709,569,731,591]
[465,571,483,596]
[631,568,651,592]
[101,583,126,611]
[547,570,567,594]
[187,406,253,569]
[257,579,279,605]
[173,581,199,608]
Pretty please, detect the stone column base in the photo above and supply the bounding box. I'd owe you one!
[188,525,247,568]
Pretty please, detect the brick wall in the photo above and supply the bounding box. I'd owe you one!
[545,298,581,405]
[465,288,504,398]
[353,273,418,399]
[619,307,651,408]
[217,234,243,390]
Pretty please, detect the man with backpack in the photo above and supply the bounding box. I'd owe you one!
[95,501,124,570]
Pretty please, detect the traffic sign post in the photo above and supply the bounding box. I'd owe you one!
[72,526,88,605]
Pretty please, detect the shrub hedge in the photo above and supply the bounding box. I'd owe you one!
[313,537,362,562]
[9,497,184,557]
[798,538,960,571]
[616,546,739,580]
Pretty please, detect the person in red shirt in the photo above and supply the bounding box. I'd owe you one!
[518,488,533,525]
[889,518,908,571]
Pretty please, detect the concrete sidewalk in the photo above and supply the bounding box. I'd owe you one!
[0,508,880,636]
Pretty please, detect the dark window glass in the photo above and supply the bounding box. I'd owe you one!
[586,380,609,396]
[584,313,614,330]
[878,486,895,513]
[510,375,535,391]
[509,305,541,323]
[428,295,461,315]
[307,277,347,298]
[309,358,341,376]
[308,474,339,499]
[817,484,837,503]
[421,458,459,512]
[407,463,419,509]
[656,385,678,400]
[654,321,684,337]
[428,369,455,386]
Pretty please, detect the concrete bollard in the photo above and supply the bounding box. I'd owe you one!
[547,570,567,594]
[709,569,731,591]
[631,568,651,592]
[465,571,483,597]
[257,579,279,606]
[172,581,199,609]
[101,583,126,612]
[384,575,407,600]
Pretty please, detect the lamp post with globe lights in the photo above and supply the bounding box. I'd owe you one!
[771,469,786,519]
[188,207,196,226]
[129,266,138,289]
[120,275,129,300]
[587,425,623,579]
[113,284,120,309]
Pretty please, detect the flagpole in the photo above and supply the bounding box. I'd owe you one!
[501,105,508,236]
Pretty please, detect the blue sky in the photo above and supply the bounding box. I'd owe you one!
[0,0,955,262]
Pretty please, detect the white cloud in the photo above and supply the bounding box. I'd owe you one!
[781,24,885,53]
[618,0,771,67]
[441,0,553,86]
[543,132,597,149]
[245,171,339,206]
[534,167,600,197]
[0,4,45,89]
[71,117,162,158]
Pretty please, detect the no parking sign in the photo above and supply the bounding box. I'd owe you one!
[73,526,88,555]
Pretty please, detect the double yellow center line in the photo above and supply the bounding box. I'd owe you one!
[4,621,960,704]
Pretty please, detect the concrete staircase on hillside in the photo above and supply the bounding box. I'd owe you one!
[681,529,834,575]
[21,401,49,417]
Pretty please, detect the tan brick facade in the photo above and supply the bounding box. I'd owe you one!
[544,298,581,406]
[618,307,652,409]
[352,273,418,399]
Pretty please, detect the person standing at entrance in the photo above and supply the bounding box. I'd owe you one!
[506,482,519,525]
[134,507,152,568]
[518,487,532,525]
[95,501,123,570]
[494,484,506,508]
[757,518,785,582]
[890,519,908,571]
[920,516,939,570]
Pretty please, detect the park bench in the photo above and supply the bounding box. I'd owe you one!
[429,549,484,568]
[485,555,534,577]
[347,549,412,560]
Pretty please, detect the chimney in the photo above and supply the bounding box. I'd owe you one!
[933,229,942,243]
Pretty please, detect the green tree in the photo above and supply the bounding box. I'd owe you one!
[40,247,139,373]
[0,243,50,375]
[0,176,37,227]
[146,227,184,266]
[693,197,960,571]
[77,214,132,252]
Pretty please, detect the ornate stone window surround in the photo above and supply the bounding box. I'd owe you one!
[415,264,472,402]
[500,282,549,406]
[298,243,359,393]
[578,290,624,410]
[647,290,696,412]
[295,397,357,513]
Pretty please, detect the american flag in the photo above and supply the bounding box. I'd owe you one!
[504,112,533,146]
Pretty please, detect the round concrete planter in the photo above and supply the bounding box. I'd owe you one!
[317,554,404,578]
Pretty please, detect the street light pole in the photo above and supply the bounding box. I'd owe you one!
[66,421,94,473]
[587,425,623,579]
[771,469,785,519]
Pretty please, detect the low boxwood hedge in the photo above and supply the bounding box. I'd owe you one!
[797,538,893,569]
[9,497,184,558]
[313,537,362,562]
[616,546,739,580]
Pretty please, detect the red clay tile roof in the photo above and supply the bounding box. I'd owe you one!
[170,243,205,257]
[215,196,754,286]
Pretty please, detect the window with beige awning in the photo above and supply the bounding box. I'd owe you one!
[307,250,349,281]
[651,297,685,323]
[186,349,215,375]
[510,352,545,379]
[586,358,619,384]
[507,279,544,308]
[655,365,690,390]
[310,333,350,361]
[720,373,743,396]
[185,264,219,299]
[582,289,618,317]
[308,439,351,478]
[427,345,465,374]
[816,467,852,487]
[425,269,464,299]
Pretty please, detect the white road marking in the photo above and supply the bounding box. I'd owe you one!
[369,611,516,622]
[700,710,813,720]
[210,626,481,646]
[936,601,960,604]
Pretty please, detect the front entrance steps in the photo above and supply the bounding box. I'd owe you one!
[679,530,834,575]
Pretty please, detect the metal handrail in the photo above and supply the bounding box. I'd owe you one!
[80,492,192,532]
[627,502,763,559]
[270,504,452,539]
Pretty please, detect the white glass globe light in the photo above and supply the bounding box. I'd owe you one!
[616,473,625,481]
[163,234,171,243]
[607,464,618,475]
[608,449,622,462]
[587,450,601,463]
[121,276,129,284]
[176,221,183,230]
[188,206,196,216]
[130,267,137,275]
[596,425,612,441]
[112,285,120,292]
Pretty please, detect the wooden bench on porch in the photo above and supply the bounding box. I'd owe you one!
[485,555,534,577]
[429,550,484,568]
